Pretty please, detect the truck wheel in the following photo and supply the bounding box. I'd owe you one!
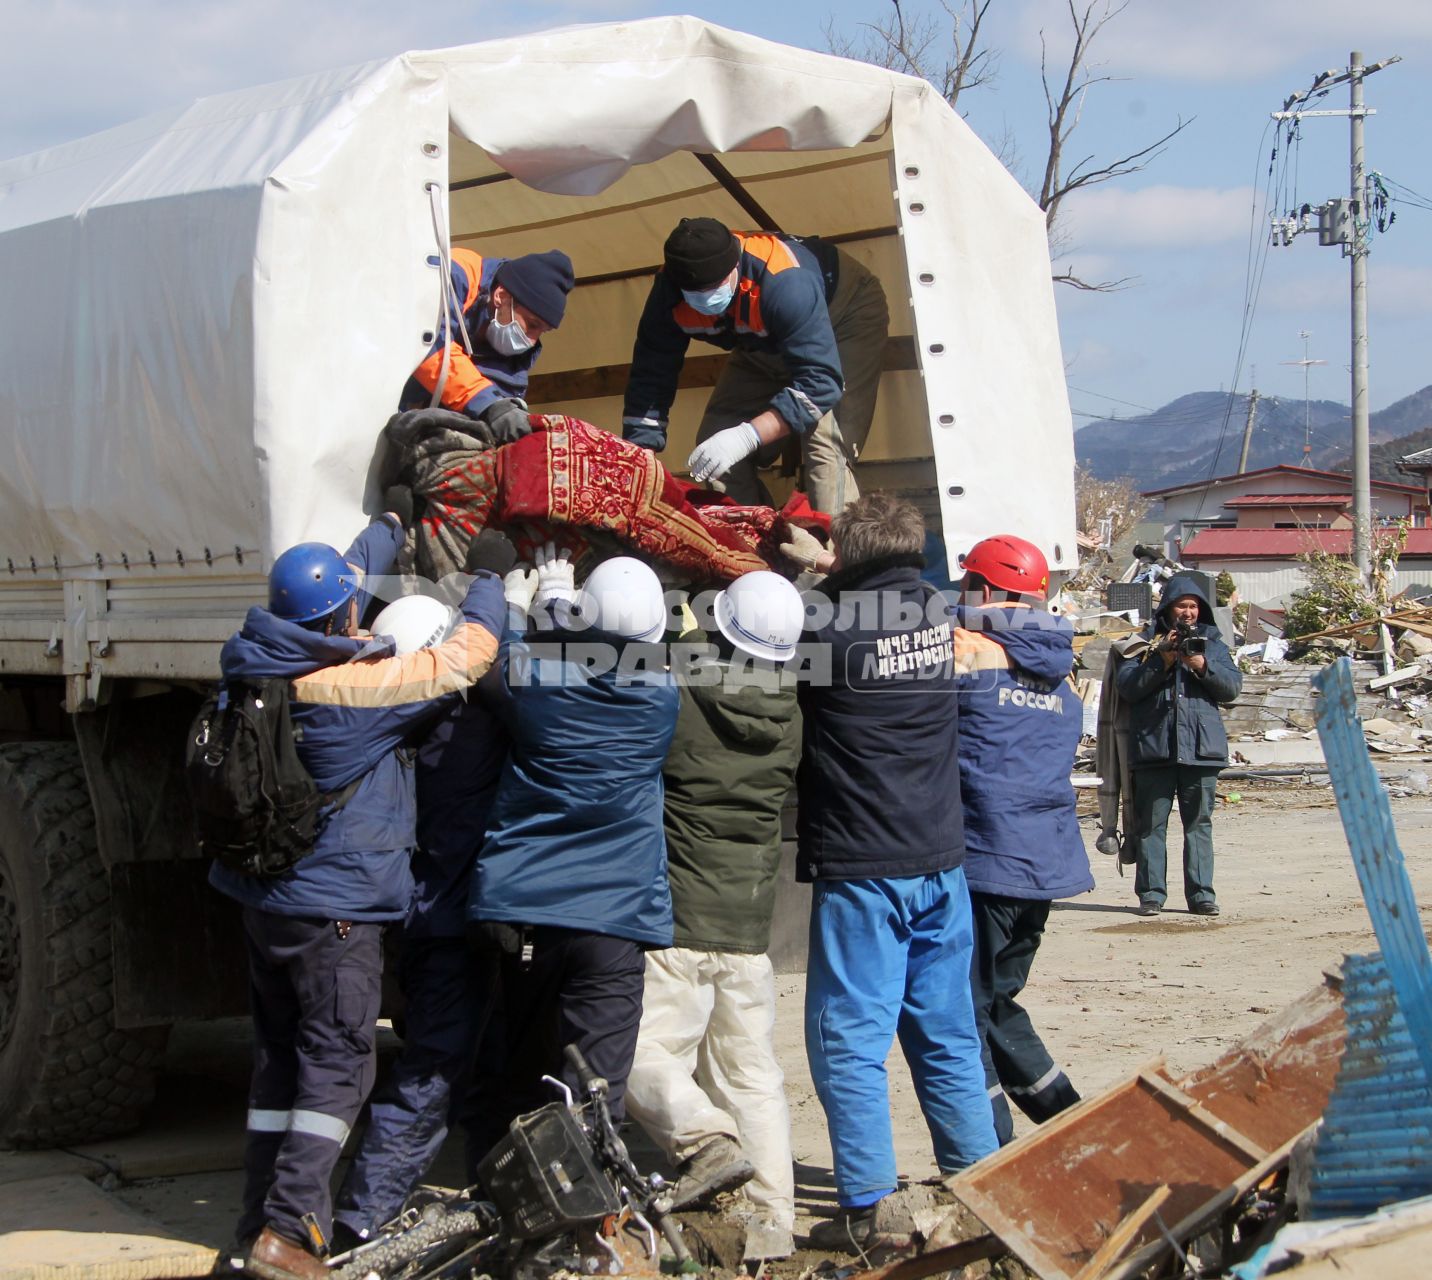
[0,741,169,1147]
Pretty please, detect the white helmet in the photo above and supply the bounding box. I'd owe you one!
[573,557,667,643]
[371,594,456,655]
[714,570,804,662]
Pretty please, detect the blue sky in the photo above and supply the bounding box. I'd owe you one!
[5,1,1430,430]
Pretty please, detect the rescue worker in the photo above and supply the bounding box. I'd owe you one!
[782,496,997,1252]
[332,558,520,1247]
[402,248,575,438]
[465,553,680,1156]
[210,507,508,1280]
[622,217,888,514]
[625,570,805,1257]
[952,535,1093,1145]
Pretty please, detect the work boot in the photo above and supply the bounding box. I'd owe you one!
[1190,900,1221,917]
[806,1198,911,1254]
[1136,899,1162,917]
[670,1136,756,1210]
[244,1227,328,1280]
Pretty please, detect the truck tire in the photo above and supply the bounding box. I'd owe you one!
[0,741,169,1147]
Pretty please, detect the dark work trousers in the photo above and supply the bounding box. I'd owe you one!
[334,937,496,1237]
[1132,764,1220,910]
[968,893,1080,1146]
[464,927,645,1166]
[237,908,383,1249]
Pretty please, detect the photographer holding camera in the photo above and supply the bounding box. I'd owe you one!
[1115,574,1242,918]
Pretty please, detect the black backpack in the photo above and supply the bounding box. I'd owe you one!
[184,678,326,877]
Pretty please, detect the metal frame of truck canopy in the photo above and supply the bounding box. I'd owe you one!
[0,15,1075,707]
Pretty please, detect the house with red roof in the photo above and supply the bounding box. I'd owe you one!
[1141,465,1432,605]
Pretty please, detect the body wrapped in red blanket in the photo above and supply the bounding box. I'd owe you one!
[408,413,827,582]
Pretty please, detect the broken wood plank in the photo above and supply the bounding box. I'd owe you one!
[849,1235,1003,1280]
[1136,1070,1270,1163]
[1071,1186,1170,1280]
[1369,660,1432,691]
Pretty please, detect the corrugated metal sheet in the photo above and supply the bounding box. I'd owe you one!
[1223,493,1352,507]
[1307,954,1432,1217]
[1307,658,1432,1218]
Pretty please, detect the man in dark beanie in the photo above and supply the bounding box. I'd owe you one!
[403,247,575,441]
[622,217,888,515]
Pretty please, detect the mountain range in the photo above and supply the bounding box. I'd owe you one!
[1075,384,1432,491]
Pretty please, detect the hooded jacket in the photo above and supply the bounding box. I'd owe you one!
[208,519,505,922]
[623,232,843,448]
[1115,573,1242,770]
[662,643,802,954]
[795,554,966,882]
[468,624,680,948]
[952,605,1093,900]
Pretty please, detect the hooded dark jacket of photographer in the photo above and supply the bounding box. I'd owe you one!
[1115,574,1242,769]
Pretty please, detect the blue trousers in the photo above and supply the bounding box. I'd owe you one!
[237,909,382,1249]
[334,937,493,1237]
[1132,765,1220,909]
[805,869,997,1207]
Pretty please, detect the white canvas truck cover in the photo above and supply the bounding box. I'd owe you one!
[0,16,1075,586]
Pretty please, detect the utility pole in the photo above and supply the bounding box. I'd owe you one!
[1349,52,1371,574]
[1270,52,1400,579]
[1280,331,1326,467]
[1237,389,1260,474]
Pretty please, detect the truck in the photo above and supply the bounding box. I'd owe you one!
[0,16,1077,1146]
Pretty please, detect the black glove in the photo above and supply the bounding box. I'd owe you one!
[464,528,518,577]
[382,485,414,530]
[478,397,533,445]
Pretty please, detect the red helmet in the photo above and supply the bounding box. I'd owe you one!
[962,535,1049,597]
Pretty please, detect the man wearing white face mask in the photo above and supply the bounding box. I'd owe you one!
[623,218,888,515]
[403,248,575,440]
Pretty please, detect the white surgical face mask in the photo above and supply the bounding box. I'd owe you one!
[682,278,736,316]
[486,296,536,356]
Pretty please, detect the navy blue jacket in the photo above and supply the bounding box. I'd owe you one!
[408,689,509,938]
[623,232,843,448]
[953,605,1093,901]
[208,520,505,922]
[796,555,965,882]
[468,624,680,947]
[1116,573,1242,770]
[402,248,544,419]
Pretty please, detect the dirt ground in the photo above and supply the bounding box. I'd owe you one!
[19,775,1432,1267]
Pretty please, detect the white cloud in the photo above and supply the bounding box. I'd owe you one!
[1007,0,1432,83]
[1260,262,1432,319]
[1060,184,1255,249]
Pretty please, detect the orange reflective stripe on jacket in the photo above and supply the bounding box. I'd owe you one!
[410,248,492,409]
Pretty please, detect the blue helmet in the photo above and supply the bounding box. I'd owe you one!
[268,542,358,624]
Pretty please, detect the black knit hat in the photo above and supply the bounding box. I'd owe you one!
[663,217,740,289]
[493,250,575,329]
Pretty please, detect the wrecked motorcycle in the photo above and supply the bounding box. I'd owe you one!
[330,1045,695,1280]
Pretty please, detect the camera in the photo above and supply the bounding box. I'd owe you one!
[1172,622,1206,657]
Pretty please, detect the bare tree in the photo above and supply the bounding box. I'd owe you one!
[823,0,998,110]
[827,0,1190,291]
[1074,466,1145,546]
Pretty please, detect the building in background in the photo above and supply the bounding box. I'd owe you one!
[1142,465,1432,606]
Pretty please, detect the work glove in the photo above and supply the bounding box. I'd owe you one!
[478,397,534,445]
[534,541,577,607]
[779,524,833,575]
[504,566,539,615]
[468,920,525,957]
[382,485,415,531]
[464,528,518,577]
[687,421,760,484]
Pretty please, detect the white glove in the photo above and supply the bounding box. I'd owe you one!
[687,422,761,484]
[534,541,577,607]
[779,524,834,575]
[503,566,538,615]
